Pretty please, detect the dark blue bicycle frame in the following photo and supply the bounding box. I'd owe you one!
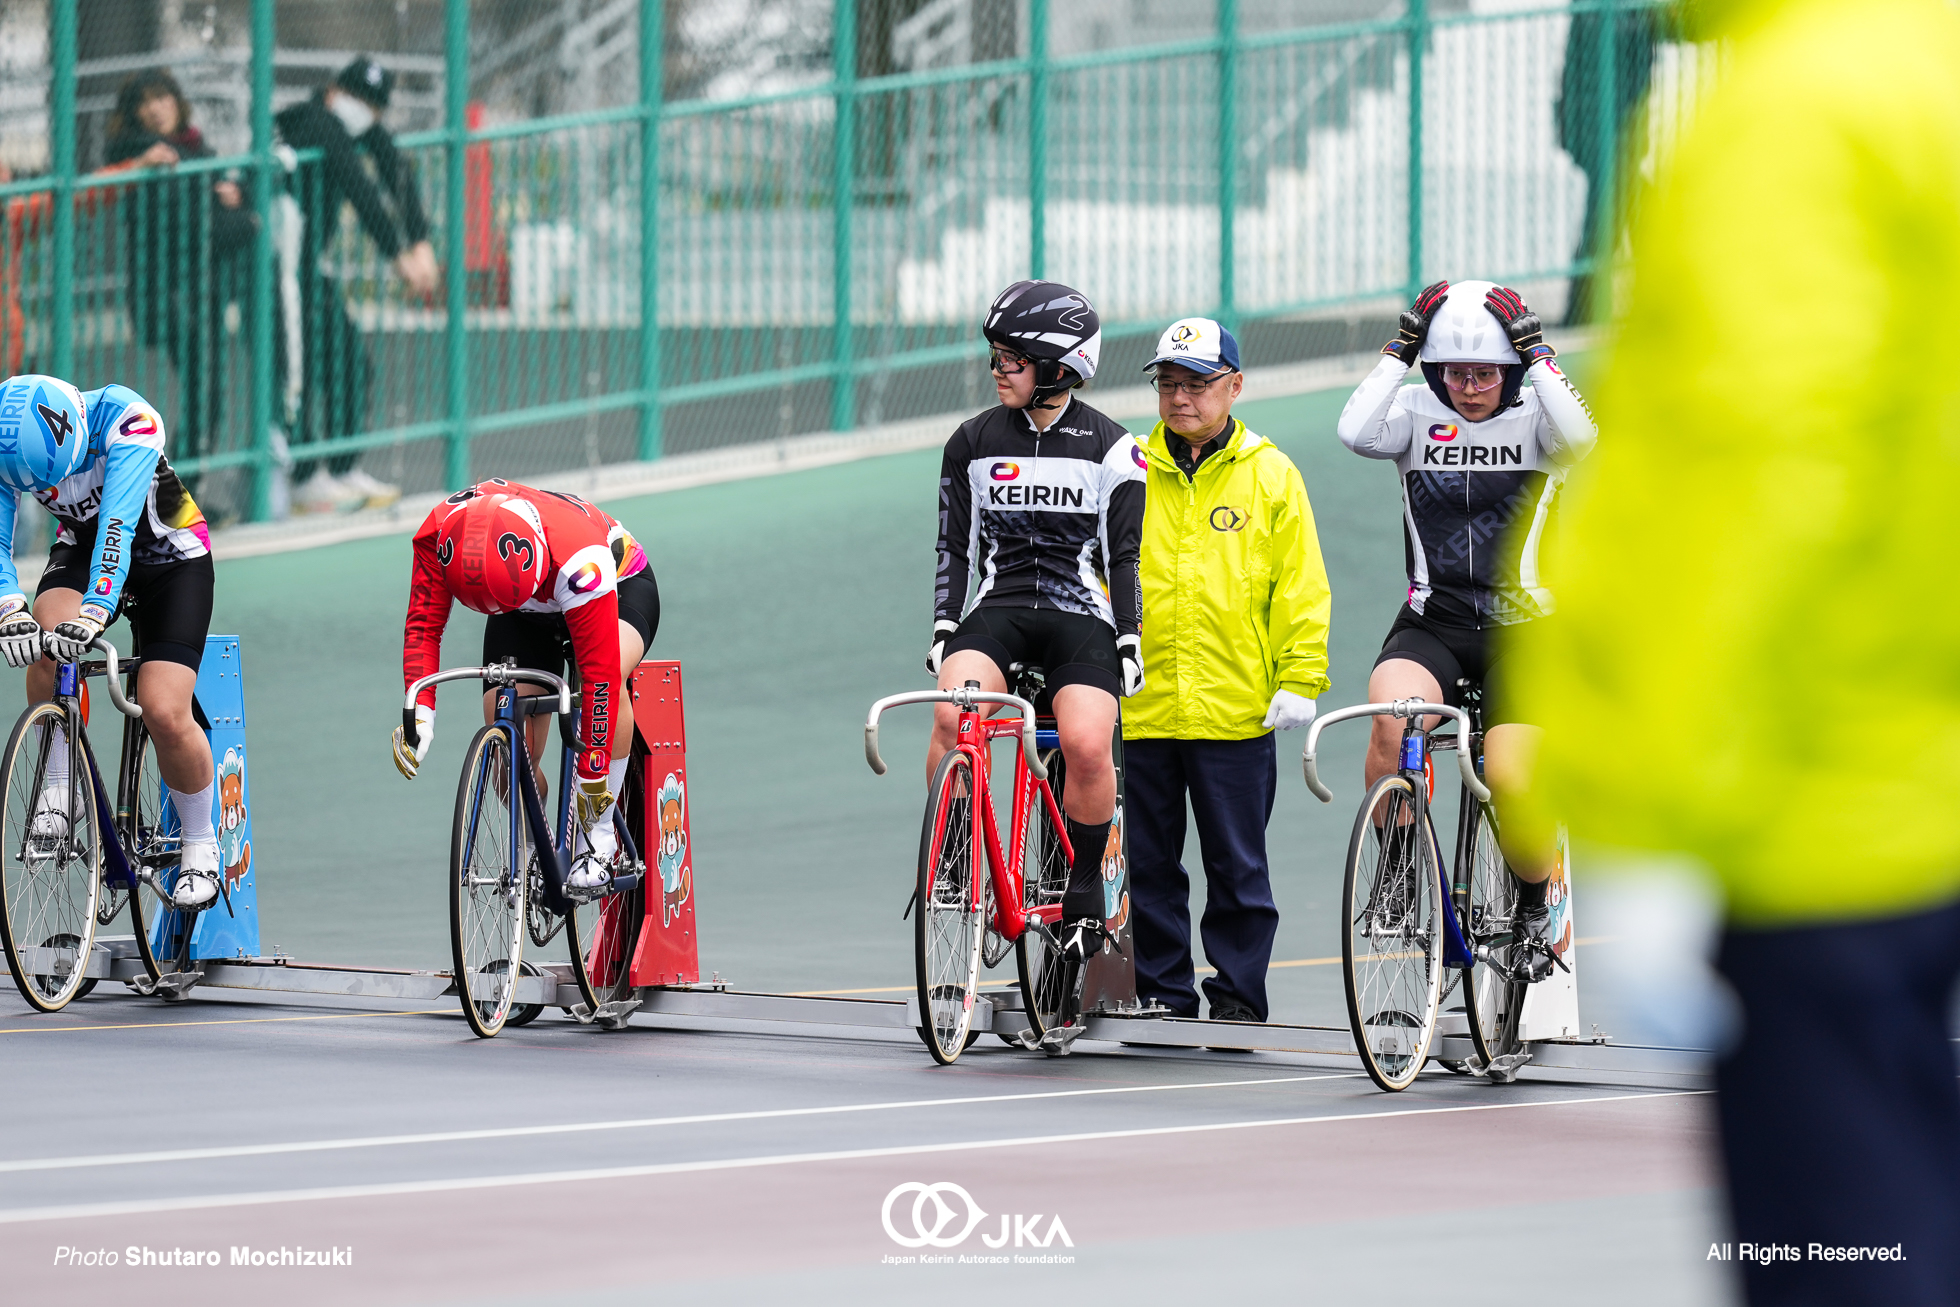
[462,685,642,922]
[1400,730,1477,971]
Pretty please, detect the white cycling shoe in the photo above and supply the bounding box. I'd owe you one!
[29,786,70,846]
[170,839,221,910]
[565,821,619,895]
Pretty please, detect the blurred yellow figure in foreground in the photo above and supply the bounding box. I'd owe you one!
[1512,1,1960,1303]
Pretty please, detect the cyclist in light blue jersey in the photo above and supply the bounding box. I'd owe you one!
[0,374,220,909]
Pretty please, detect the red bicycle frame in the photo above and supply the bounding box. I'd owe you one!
[941,701,1070,942]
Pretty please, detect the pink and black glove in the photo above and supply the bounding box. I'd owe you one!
[1485,285,1557,367]
[1383,280,1451,366]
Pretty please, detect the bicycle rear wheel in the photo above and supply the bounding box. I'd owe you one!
[1013,761,1071,1042]
[568,859,643,1015]
[0,704,103,1013]
[916,748,984,1064]
[1342,775,1444,1091]
[119,718,178,983]
[450,725,526,1038]
[1458,793,1523,1068]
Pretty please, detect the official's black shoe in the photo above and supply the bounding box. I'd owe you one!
[1209,999,1259,1023]
[1515,901,1558,983]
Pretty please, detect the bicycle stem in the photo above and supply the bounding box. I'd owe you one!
[1301,699,1491,805]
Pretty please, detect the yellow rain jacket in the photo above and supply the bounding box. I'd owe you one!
[1511,0,1960,924]
[1124,419,1331,741]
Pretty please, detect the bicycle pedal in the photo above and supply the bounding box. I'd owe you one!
[1483,1051,1533,1083]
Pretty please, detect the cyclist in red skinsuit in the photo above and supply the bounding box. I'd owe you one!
[392,479,659,889]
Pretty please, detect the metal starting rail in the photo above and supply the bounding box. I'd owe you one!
[25,936,1711,1091]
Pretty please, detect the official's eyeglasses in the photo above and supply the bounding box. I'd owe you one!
[989,349,1031,376]
[1441,364,1506,393]
[1151,371,1233,397]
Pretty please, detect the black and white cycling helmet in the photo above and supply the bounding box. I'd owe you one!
[1417,278,1529,411]
[983,280,1101,403]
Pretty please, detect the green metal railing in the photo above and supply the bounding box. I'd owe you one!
[0,0,1688,521]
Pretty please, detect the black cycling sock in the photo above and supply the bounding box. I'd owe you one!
[1512,872,1548,910]
[1062,816,1110,923]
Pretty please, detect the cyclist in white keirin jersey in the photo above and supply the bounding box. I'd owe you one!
[1336,281,1598,973]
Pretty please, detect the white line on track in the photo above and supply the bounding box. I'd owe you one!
[0,1089,1704,1225]
[0,1073,1360,1175]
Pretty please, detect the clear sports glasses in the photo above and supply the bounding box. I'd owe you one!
[1441,364,1506,393]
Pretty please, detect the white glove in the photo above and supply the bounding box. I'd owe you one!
[923,620,960,678]
[44,613,104,664]
[1117,634,1144,697]
[0,597,40,669]
[392,704,435,779]
[1262,689,1317,731]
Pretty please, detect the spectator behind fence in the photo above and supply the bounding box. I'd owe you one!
[105,69,257,499]
[274,55,437,515]
[1516,0,1960,1302]
[1556,3,1663,325]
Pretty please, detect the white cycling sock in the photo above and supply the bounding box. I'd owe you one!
[171,777,217,845]
[607,756,628,795]
[43,722,69,791]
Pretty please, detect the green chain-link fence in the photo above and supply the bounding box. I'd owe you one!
[0,0,1697,523]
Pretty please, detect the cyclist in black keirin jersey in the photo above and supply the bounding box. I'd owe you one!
[926,280,1146,964]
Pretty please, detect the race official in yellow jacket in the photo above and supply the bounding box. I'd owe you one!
[1510,1,1960,1299]
[1122,317,1330,1023]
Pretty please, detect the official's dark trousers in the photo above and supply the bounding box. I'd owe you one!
[1714,896,1960,1307]
[1124,734,1279,1020]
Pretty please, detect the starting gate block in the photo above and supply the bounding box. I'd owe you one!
[148,635,260,961]
[627,661,698,986]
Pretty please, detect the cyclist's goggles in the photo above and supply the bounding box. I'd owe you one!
[1440,364,1507,393]
[990,348,1031,376]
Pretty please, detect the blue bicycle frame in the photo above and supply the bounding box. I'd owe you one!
[1398,730,1478,972]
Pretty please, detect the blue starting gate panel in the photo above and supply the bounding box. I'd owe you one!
[147,635,259,962]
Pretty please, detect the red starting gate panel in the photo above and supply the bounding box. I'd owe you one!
[628,661,699,986]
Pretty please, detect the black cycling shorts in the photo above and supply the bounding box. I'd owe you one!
[1373,604,1531,729]
[481,568,660,682]
[944,605,1119,699]
[37,546,214,672]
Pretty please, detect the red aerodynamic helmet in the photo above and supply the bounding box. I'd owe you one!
[435,492,549,615]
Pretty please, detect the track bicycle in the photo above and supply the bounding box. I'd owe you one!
[0,634,211,1011]
[865,668,1081,1065]
[409,659,647,1039]
[1303,697,1504,1091]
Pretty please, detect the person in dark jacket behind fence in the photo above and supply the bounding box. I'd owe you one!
[274,55,437,514]
[105,69,257,497]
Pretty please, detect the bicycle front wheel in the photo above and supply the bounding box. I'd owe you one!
[1459,794,1523,1067]
[1013,766,1071,1042]
[450,726,526,1038]
[916,747,984,1064]
[0,703,103,1013]
[1342,775,1444,1091]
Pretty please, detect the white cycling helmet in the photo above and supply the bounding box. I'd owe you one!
[1418,279,1520,366]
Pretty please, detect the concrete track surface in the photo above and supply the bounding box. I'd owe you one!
[1,369,1738,1304]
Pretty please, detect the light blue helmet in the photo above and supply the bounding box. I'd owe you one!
[0,375,91,492]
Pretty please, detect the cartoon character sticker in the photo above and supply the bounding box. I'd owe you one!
[217,745,250,891]
[656,771,691,927]
[1100,803,1129,932]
